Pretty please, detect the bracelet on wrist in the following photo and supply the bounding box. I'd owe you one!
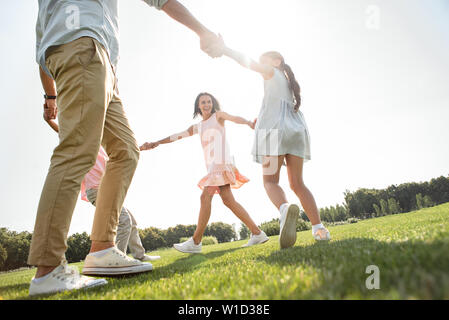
[44,94,57,100]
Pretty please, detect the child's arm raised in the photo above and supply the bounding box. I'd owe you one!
[216,111,256,130]
[140,125,198,151]
[222,43,274,80]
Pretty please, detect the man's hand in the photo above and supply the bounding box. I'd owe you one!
[200,31,224,58]
[139,142,160,151]
[160,0,224,58]
[39,66,57,120]
[43,99,58,121]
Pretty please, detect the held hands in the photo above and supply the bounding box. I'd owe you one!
[139,142,160,151]
[248,119,257,130]
[200,31,225,58]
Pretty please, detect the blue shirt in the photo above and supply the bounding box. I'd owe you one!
[36,0,168,77]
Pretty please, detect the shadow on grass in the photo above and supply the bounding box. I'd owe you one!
[0,283,30,296]
[11,237,449,300]
[258,237,449,299]
[19,245,242,300]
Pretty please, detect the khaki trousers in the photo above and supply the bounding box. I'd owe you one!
[28,37,140,267]
[86,189,146,260]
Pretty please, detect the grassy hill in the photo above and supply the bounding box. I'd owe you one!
[1,203,449,300]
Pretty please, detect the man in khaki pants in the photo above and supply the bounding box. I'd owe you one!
[29,0,223,296]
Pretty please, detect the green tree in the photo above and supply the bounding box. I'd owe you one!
[423,195,435,208]
[335,204,348,221]
[259,219,280,237]
[388,198,401,214]
[343,175,449,218]
[0,244,7,269]
[140,227,167,251]
[65,232,91,263]
[0,229,32,271]
[380,199,389,216]
[296,219,311,231]
[205,222,236,243]
[300,209,308,221]
[164,224,197,247]
[344,188,379,218]
[429,175,449,204]
[373,203,382,217]
[320,207,332,222]
[329,206,337,222]
[416,193,424,210]
[239,223,250,240]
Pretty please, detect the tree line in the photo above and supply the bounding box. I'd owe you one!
[0,222,236,271]
[342,175,449,220]
[1,175,448,272]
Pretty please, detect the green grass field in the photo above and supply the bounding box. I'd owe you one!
[1,203,449,300]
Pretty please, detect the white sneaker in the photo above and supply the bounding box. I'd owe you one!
[242,231,269,247]
[29,262,107,296]
[313,227,331,241]
[279,204,300,249]
[82,247,153,276]
[173,237,202,254]
[139,254,161,262]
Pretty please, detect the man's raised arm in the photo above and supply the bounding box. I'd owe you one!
[145,0,223,58]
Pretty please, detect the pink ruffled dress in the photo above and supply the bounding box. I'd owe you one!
[197,113,249,194]
[80,146,109,202]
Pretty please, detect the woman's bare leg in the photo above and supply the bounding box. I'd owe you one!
[219,185,261,235]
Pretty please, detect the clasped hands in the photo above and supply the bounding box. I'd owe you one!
[199,31,225,58]
[140,142,160,151]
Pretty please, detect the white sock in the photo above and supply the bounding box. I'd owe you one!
[279,203,289,214]
[89,247,114,257]
[312,223,325,234]
[32,272,52,284]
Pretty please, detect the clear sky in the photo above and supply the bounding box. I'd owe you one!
[1,0,448,236]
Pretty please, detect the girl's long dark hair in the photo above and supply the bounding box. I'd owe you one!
[262,51,301,112]
[193,92,221,119]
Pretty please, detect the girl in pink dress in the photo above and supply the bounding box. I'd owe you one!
[140,92,269,253]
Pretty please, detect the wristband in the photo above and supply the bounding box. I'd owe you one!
[44,94,57,100]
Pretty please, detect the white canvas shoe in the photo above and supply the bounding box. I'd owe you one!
[82,247,153,276]
[139,254,161,262]
[279,204,300,249]
[313,227,331,241]
[242,231,269,247]
[29,262,107,296]
[173,237,202,254]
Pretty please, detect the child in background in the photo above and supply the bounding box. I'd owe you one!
[219,40,330,248]
[140,92,269,253]
[45,118,160,262]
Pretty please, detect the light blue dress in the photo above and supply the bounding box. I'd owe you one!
[252,68,311,164]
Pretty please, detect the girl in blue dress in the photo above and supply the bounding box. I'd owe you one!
[221,42,331,248]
